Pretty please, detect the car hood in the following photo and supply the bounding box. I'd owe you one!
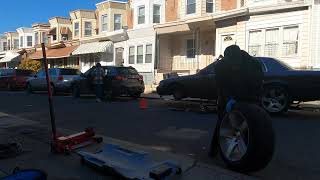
[160,74,196,85]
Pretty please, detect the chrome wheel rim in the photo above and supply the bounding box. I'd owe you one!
[262,88,287,113]
[219,111,249,162]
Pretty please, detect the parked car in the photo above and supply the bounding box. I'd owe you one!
[26,68,81,95]
[71,66,145,99]
[157,57,320,114]
[0,69,33,90]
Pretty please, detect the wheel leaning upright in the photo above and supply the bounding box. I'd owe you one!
[217,102,275,172]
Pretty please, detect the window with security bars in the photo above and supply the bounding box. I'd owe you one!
[206,0,214,13]
[114,14,122,30]
[129,47,135,64]
[137,45,143,64]
[283,26,299,56]
[264,28,279,57]
[187,0,196,14]
[248,30,263,56]
[145,44,152,63]
[138,6,145,24]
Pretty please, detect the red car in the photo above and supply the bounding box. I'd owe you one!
[0,69,33,90]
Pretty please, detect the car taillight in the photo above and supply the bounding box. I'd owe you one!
[58,75,64,81]
[139,75,143,81]
[115,76,127,81]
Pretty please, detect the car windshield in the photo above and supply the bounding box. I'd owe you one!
[16,70,33,76]
[260,57,294,71]
[117,67,139,75]
[60,69,81,75]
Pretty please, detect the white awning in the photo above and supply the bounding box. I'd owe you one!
[72,41,113,55]
[0,52,20,63]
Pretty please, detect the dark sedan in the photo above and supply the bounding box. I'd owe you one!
[71,66,145,98]
[157,57,320,113]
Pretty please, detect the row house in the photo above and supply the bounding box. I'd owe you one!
[0,32,21,68]
[30,17,80,69]
[113,0,166,85]
[72,0,129,72]
[154,0,320,81]
[16,27,34,49]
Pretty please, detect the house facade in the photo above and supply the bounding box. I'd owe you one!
[113,0,166,86]
[32,23,50,47]
[153,0,319,83]
[5,32,19,51]
[72,0,129,72]
[16,27,34,49]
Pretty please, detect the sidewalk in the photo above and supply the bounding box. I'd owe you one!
[0,113,256,180]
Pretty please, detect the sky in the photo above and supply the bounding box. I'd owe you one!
[0,0,104,33]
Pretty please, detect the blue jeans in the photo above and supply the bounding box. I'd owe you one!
[95,84,104,99]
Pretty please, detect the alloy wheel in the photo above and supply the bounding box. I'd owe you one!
[262,87,288,113]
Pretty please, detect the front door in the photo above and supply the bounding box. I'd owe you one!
[115,47,124,66]
[221,34,236,55]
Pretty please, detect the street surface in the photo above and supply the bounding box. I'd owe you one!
[0,91,319,179]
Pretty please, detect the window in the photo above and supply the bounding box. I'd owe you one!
[3,42,7,51]
[20,37,23,47]
[74,22,79,37]
[137,45,143,64]
[26,36,33,47]
[153,5,161,23]
[13,39,19,49]
[53,35,57,41]
[248,30,263,56]
[186,0,196,14]
[101,14,108,31]
[206,0,214,13]
[42,32,48,44]
[61,34,68,41]
[186,39,195,58]
[138,6,145,24]
[36,70,45,78]
[27,36,33,47]
[8,40,11,50]
[129,46,135,64]
[114,14,122,30]
[49,69,57,76]
[283,26,299,56]
[265,28,279,57]
[85,22,92,36]
[35,32,39,45]
[145,44,152,63]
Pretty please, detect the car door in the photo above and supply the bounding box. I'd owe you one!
[30,70,45,90]
[197,63,217,99]
[79,68,94,94]
[0,69,6,89]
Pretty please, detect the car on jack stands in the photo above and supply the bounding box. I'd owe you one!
[157,57,320,114]
[71,66,145,99]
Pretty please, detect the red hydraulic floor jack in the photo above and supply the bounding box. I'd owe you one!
[40,43,102,154]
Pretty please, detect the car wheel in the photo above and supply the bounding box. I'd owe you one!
[26,84,33,94]
[72,85,80,98]
[218,103,274,172]
[262,86,289,114]
[172,86,184,101]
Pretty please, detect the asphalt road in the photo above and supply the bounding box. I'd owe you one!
[0,91,319,179]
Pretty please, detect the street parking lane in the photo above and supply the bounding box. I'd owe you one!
[1,92,320,179]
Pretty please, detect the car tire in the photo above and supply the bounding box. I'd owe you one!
[72,85,80,98]
[26,84,33,94]
[217,102,275,172]
[262,86,289,114]
[172,85,184,101]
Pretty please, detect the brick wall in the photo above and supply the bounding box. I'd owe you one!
[127,8,134,29]
[221,0,237,11]
[166,0,178,22]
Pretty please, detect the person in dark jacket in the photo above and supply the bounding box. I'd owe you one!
[209,45,264,156]
[92,63,105,102]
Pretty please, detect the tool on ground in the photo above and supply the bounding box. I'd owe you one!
[78,144,182,180]
[139,98,148,109]
[41,43,102,154]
